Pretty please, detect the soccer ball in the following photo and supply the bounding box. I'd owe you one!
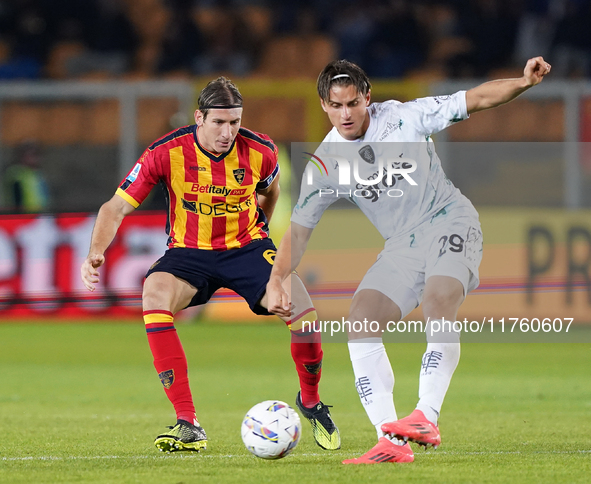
[241,400,301,459]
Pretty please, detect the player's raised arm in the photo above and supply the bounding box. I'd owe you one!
[266,222,313,317]
[466,56,551,114]
[257,172,280,225]
[81,194,136,291]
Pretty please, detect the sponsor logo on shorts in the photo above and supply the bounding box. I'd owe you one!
[262,249,276,265]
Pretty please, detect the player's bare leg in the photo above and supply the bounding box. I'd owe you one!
[142,272,207,452]
[348,289,402,340]
[343,289,414,464]
[143,272,196,314]
[382,275,464,449]
[260,274,341,450]
[421,275,465,322]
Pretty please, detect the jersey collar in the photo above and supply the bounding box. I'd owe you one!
[193,125,236,162]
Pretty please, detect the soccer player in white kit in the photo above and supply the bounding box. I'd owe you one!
[267,57,551,464]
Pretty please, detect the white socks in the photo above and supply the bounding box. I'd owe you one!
[348,321,460,437]
[417,320,461,425]
[348,337,397,439]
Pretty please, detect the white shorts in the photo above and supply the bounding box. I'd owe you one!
[355,207,483,319]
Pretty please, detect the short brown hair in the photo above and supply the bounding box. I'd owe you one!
[197,76,243,120]
[317,60,371,102]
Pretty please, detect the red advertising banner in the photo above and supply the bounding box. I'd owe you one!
[2,209,589,323]
[0,211,169,318]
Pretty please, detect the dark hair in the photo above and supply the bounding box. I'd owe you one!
[317,60,371,102]
[197,76,243,120]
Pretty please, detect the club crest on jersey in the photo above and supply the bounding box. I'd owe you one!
[158,369,174,389]
[358,145,375,164]
[233,168,245,185]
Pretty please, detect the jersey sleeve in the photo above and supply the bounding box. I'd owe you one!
[115,147,160,208]
[256,134,280,191]
[291,161,339,229]
[400,91,469,136]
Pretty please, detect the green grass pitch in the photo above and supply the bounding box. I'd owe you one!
[0,321,590,483]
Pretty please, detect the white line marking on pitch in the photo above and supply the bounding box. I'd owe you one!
[2,450,590,462]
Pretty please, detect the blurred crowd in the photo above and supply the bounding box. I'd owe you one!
[0,0,590,81]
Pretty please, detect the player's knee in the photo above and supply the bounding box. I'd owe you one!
[423,283,464,315]
[289,273,313,309]
[142,272,191,312]
[142,285,171,311]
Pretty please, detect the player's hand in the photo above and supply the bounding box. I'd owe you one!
[265,278,292,318]
[81,254,105,291]
[523,56,551,87]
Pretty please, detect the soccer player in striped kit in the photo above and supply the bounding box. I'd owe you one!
[267,57,551,463]
[81,77,340,453]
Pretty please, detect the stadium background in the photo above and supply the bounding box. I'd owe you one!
[0,2,590,482]
[0,0,589,323]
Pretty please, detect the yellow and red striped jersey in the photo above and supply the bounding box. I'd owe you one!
[116,125,279,250]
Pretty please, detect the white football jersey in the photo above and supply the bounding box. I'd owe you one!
[291,91,479,241]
